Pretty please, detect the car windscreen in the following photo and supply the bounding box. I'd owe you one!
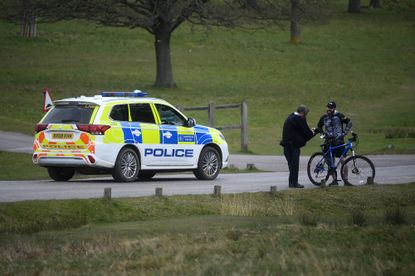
[42,104,96,124]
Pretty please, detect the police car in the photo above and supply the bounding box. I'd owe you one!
[32,91,229,182]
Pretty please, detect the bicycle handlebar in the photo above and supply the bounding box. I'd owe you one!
[318,131,358,143]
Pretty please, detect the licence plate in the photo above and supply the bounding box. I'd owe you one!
[52,133,74,139]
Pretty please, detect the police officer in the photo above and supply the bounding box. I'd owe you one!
[317,101,352,185]
[280,105,315,188]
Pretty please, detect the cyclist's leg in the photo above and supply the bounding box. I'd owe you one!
[329,156,339,186]
[328,145,339,186]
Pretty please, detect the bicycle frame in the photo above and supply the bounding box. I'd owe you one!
[323,139,355,170]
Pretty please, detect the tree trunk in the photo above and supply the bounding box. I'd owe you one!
[154,31,176,88]
[290,0,301,44]
[348,0,361,13]
[369,0,381,8]
[21,11,37,38]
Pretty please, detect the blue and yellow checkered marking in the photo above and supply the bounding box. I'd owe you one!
[159,125,178,144]
[117,123,213,145]
[194,125,213,145]
[121,122,142,144]
[179,134,195,143]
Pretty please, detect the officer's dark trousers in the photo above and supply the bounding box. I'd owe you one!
[283,144,300,186]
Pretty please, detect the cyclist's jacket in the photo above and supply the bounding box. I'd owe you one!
[317,111,352,145]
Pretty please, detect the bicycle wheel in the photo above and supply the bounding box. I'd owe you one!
[341,155,375,186]
[307,152,336,186]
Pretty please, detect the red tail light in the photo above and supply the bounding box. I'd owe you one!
[35,124,48,133]
[76,124,111,135]
[88,155,96,164]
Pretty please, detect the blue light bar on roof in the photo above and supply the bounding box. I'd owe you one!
[101,90,147,97]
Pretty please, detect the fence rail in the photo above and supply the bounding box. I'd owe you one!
[180,101,248,152]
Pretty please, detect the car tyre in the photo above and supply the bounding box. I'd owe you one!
[194,146,221,180]
[47,167,75,181]
[112,147,139,182]
[137,171,156,180]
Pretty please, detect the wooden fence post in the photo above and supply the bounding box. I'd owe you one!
[182,101,248,152]
[241,101,248,152]
[103,187,112,201]
[213,185,222,197]
[155,187,163,197]
[208,101,215,127]
[270,186,278,195]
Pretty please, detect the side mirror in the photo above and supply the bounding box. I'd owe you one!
[186,117,196,127]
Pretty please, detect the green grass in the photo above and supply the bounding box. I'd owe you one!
[0,184,414,274]
[0,151,48,180]
[0,5,414,156]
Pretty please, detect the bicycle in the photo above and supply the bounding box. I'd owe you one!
[307,131,375,186]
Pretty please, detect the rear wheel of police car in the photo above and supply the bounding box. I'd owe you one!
[47,167,75,182]
[194,146,221,180]
[112,147,140,182]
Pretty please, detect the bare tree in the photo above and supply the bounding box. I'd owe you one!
[369,0,381,8]
[1,0,331,87]
[1,0,37,38]
[348,0,361,12]
[27,0,291,88]
[289,0,332,44]
[290,0,301,43]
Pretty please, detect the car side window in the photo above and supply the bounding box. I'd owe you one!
[110,104,129,121]
[130,104,155,124]
[155,104,186,126]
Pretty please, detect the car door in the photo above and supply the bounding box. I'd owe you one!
[127,103,161,167]
[153,103,197,167]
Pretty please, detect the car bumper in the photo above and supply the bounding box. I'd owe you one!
[33,152,114,168]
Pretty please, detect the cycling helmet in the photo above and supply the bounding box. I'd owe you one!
[327,101,336,109]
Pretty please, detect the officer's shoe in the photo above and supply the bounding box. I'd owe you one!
[292,184,304,189]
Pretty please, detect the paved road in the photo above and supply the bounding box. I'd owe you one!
[0,130,33,153]
[1,130,414,202]
[1,160,414,202]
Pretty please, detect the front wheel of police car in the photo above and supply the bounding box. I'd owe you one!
[112,147,140,182]
[194,146,221,180]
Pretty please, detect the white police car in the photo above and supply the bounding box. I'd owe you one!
[33,91,229,182]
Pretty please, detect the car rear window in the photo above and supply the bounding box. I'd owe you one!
[42,104,95,124]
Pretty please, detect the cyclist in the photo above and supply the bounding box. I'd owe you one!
[316,101,352,185]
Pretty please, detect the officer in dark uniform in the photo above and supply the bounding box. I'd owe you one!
[280,105,315,188]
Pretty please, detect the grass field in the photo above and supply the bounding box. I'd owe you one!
[0,4,414,155]
[0,151,48,180]
[0,184,414,274]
